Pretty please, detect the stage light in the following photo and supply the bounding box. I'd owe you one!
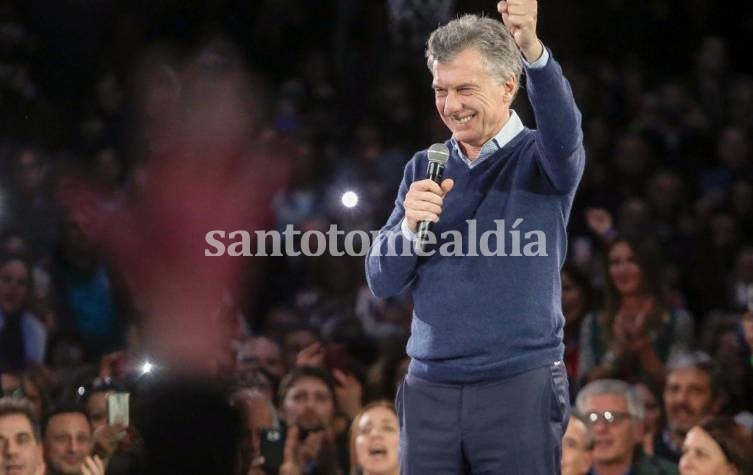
[341,191,359,208]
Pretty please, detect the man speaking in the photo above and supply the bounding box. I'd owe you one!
[366,1,585,473]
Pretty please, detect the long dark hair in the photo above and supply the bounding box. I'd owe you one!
[601,237,669,341]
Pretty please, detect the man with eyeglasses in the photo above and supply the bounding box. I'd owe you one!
[576,379,678,475]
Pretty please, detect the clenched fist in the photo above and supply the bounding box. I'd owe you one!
[497,0,543,62]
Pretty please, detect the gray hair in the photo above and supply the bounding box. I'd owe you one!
[0,397,41,442]
[666,350,724,399]
[575,379,645,421]
[425,14,523,90]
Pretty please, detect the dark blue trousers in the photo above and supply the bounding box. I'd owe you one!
[396,361,569,475]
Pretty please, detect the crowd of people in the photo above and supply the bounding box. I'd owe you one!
[2,0,753,474]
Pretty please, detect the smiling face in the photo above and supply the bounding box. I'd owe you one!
[432,47,514,158]
[43,413,93,475]
[664,368,718,436]
[354,406,399,475]
[608,242,643,296]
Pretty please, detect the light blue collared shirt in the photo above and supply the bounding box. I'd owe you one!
[450,109,525,169]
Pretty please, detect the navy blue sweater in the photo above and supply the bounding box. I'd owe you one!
[366,51,585,384]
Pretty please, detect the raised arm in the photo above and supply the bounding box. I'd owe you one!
[498,0,585,193]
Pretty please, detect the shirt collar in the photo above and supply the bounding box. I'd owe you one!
[450,110,524,169]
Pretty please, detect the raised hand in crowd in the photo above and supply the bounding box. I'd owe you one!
[585,207,615,240]
[333,369,363,421]
[80,455,105,475]
[295,342,325,368]
[91,422,127,463]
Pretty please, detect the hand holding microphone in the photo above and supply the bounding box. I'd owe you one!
[404,143,453,252]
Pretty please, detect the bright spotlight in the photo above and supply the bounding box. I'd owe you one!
[341,191,359,208]
[141,361,153,374]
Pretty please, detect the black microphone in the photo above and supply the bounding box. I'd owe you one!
[415,143,450,253]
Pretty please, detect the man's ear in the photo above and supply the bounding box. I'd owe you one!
[504,77,517,103]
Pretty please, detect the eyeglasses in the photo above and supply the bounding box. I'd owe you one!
[585,411,632,426]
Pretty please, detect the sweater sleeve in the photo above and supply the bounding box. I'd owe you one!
[524,48,586,194]
[365,159,420,299]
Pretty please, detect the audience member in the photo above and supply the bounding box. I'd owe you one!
[41,405,103,475]
[679,416,753,475]
[0,398,45,475]
[579,238,693,387]
[655,351,724,464]
[576,379,678,475]
[0,256,47,371]
[562,411,594,475]
[348,401,399,475]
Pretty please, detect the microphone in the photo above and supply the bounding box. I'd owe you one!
[415,143,450,253]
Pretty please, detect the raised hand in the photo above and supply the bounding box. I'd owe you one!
[295,341,325,368]
[81,455,106,475]
[497,0,543,62]
[585,208,614,237]
[333,369,363,420]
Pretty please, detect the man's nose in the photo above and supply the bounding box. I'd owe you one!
[591,420,610,433]
[67,439,81,453]
[674,389,690,404]
[443,91,462,115]
[4,439,18,456]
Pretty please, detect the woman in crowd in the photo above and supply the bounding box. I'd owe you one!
[679,416,753,475]
[0,255,47,371]
[578,238,693,387]
[349,401,399,475]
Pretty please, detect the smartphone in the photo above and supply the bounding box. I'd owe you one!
[260,427,285,474]
[107,392,130,427]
